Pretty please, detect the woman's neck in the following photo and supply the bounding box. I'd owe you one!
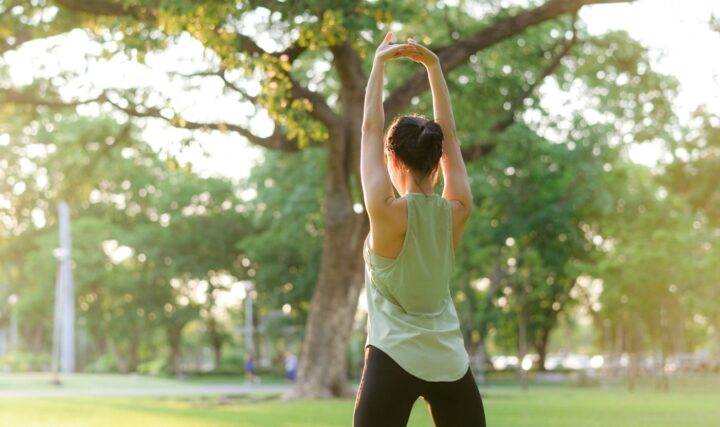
[403,176,435,195]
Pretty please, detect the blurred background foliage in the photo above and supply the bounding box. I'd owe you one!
[0,0,717,391]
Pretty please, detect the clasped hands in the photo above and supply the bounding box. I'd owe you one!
[373,32,438,68]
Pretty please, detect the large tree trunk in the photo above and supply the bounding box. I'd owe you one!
[473,334,490,384]
[213,341,222,371]
[114,333,140,374]
[290,116,369,397]
[534,326,551,372]
[655,304,670,392]
[207,315,223,371]
[289,41,370,399]
[472,252,504,376]
[461,281,476,352]
[626,311,641,392]
[518,304,529,389]
[167,322,184,376]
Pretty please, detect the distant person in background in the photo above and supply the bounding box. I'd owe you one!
[284,351,298,381]
[244,353,256,384]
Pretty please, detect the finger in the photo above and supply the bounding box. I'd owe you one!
[408,38,430,51]
[386,43,411,53]
[395,49,421,61]
[383,32,393,45]
[387,46,414,60]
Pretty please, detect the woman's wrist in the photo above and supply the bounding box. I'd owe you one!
[373,57,388,68]
[425,60,441,72]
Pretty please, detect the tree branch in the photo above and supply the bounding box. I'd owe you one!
[384,0,634,119]
[167,69,259,103]
[0,88,106,107]
[331,41,368,101]
[170,67,339,130]
[492,13,578,134]
[235,34,267,57]
[461,13,580,162]
[460,143,497,161]
[222,31,338,126]
[280,41,306,63]
[5,2,326,153]
[0,88,314,152]
[104,97,315,152]
[289,78,341,127]
[329,40,368,186]
[52,0,154,19]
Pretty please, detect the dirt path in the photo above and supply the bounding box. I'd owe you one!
[0,383,295,398]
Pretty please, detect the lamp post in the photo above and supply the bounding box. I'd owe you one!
[52,247,68,384]
[51,200,75,384]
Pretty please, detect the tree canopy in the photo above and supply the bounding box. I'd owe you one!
[1,0,718,398]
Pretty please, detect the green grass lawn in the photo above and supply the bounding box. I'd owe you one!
[1,382,719,427]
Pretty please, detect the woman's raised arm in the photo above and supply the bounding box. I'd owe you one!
[403,39,473,213]
[360,33,411,213]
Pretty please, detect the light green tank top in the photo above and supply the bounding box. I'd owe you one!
[363,192,470,382]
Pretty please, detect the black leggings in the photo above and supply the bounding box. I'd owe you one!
[353,345,486,427]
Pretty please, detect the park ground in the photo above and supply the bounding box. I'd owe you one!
[0,373,719,426]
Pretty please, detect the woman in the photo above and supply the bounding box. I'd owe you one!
[354,33,486,427]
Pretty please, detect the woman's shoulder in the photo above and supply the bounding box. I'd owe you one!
[370,195,408,225]
[367,196,408,259]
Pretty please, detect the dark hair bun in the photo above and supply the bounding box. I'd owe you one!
[418,122,443,153]
[386,115,444,176]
